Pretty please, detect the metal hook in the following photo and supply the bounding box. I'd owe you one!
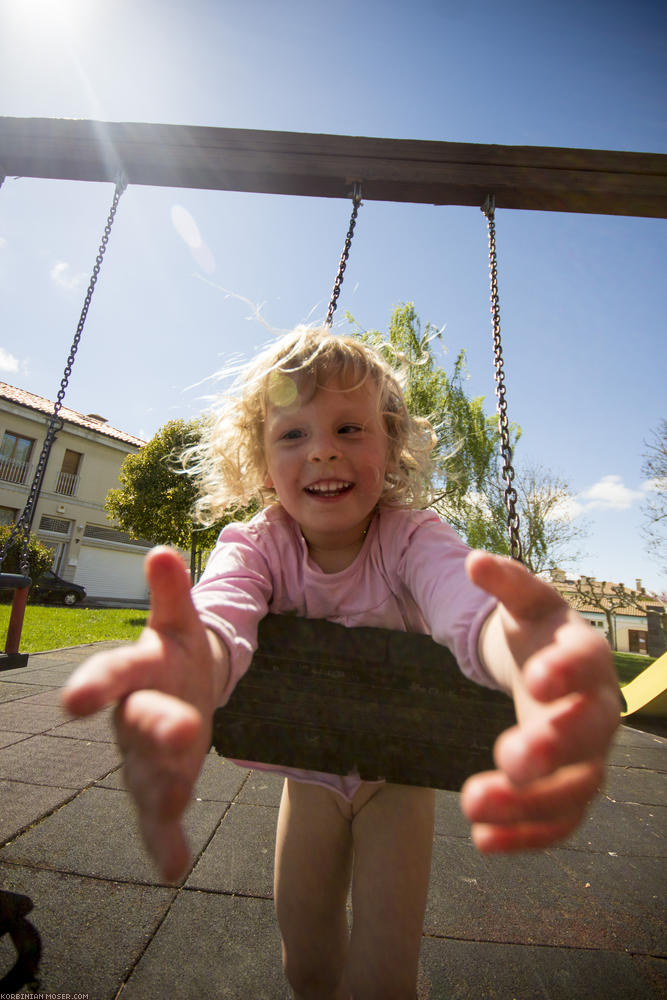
[481,194,495,219]
[114,170,128,197]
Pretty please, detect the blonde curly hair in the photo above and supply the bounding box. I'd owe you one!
[188,326,436,523]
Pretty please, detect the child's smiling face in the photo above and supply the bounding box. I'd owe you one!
[263,376,389,566]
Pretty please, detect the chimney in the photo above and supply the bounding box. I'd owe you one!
[636,578,644,593]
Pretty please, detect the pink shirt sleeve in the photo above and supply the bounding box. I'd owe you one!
[389,510,502,691]
[191,521,274,705]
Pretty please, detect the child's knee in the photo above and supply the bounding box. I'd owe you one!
[281,936,347,999]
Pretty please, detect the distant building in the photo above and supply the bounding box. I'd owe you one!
[0,381,150,604]
[549,568,667,657]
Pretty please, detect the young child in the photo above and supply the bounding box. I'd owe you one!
[62,328,620,1000]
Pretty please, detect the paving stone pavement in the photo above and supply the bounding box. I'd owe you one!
[0,643,665,999]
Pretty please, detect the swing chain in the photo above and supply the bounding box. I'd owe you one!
[0,176,127,577]
[325,183,363,327]
[481,196,522,562]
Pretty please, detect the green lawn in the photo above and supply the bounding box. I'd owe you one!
[1,604,657,687]
[0,604,148,653]
[612,651,655,685]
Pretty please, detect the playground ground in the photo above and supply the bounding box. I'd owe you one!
[0,642,665,999]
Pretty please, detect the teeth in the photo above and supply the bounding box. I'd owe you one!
[306,481,351,494]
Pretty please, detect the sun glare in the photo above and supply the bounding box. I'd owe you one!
[8,0,75,33]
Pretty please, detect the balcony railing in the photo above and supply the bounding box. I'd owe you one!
[54,470,80,497]
[0,458,33,486]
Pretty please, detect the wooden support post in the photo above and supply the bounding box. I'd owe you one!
[0,574,31,670]
[1,117,665,218]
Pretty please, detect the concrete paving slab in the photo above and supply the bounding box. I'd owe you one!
[94,752,249,802]
[0,785,227,886]
[565,796,665,857]
[0,699,68,733]
[3,663,80,686]
[0,862,175,998]
[0,779,75,844]
[121,889,289,1000]
[616,725,667,749]
[434,789,471,839]
[49,707,116,742]
[0,681,53,703]
[13,687,70,705]
[186,802,277,897]
[194,752,251,802]
[235,769,284,806]
[547,847,666,954]
[425,837,628,950]
[609,744,667,770]
[605,764,667,806]
[0,733,120,787]
[0,729,31,749]
[419,936,664,1000]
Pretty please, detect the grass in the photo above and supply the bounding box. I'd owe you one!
[1,604,658,686]
[0,603,148,653]
[612,651,656,685]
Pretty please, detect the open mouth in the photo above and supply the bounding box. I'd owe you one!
[304,480,353,498]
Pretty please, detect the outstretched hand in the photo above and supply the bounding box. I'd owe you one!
[61,547,229,882]
[461,551,621,852]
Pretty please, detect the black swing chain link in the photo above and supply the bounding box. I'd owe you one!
[325,183,363,327]
[481,196,523,562]
[0,176,127,576]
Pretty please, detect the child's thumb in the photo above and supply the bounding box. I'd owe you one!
[144,546,200,633]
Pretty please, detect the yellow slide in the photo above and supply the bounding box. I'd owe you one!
[620,652,667,718]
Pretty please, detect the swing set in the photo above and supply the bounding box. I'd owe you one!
[1,117,665,789]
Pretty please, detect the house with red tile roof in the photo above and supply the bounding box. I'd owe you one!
[549,568,666,657]
[0,381,150,604]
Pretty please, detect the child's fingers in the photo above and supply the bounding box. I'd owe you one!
[461,762,604,853]
[461,761,603,825]
[494,687,620,785]
[470,817,582,853]
[144,546,200,635]
[137,810,192,883]
[466,550,564,622]
[61,632,176,716]
[523,623,621,703]
[114,690,207,883]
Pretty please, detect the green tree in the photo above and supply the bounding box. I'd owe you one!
[641,418,667,575]
[348,303,518,554]
[106,419,227,578]
[348,303,585,569]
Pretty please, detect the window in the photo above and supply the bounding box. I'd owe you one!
[38,515,72,536]
[0,431,34,485]
[0,506,18,525]
[83,523,152,547]
[55,448,82,496]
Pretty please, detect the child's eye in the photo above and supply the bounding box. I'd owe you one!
[339,424,363,434]
[281,428,304,440]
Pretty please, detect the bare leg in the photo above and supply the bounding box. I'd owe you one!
[347,784,435,1000]
[274,780,354,1000]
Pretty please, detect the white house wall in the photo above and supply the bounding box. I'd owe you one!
[1,392,149,603]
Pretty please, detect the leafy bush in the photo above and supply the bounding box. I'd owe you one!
[0,524,54,591]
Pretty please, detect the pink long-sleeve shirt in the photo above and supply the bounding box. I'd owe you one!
[192,504,499,799]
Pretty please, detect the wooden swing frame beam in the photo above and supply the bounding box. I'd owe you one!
[1,117,663,781]
[1,116,666,217]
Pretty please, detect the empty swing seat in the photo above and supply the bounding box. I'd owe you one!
[211,614,516,791]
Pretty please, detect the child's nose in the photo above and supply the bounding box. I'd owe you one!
[308,433,342,462]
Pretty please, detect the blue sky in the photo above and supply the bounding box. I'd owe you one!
[0,0,665,593]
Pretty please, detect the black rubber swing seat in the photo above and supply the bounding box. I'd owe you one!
[211,614,516,791]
